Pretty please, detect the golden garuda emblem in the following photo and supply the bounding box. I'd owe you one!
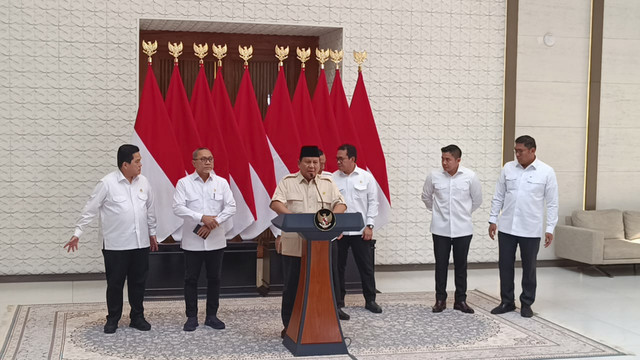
[314,209,336,231]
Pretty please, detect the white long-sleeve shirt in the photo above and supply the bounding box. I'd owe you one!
[332,166,379,236]
[73,171,156,250]
[422,166,483,238]
[489,158,559,238]
[173,172,236,251]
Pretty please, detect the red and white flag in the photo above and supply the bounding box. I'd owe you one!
[350,70,391,228]
[264,65,301,180]
[330,69,367,169]
[211,66,257,238]
[132,63,186,240]
[312,68,341,172]
[292,67,324,151]
[165,62,203,174]
[234,66,278,238]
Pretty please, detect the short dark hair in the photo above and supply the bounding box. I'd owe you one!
[192,147,210,160]
[338,144,357,161]
[441,144,462,159]
[117,144,140,169]
[515,135,536,149]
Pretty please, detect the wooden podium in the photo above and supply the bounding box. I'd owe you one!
[271,213,364,357]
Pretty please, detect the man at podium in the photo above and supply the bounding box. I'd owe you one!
[270,146,347,338]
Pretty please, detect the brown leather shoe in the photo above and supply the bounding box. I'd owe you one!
[281,327,287,338]
[453,301,475,314]
[432,300,446,313]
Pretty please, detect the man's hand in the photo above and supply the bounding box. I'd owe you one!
[201,215,219,229]
[488,223,497,240]
[275,235,282,254]
[150,235,158,252]
[64,236,79,252]
[544,232,553,248]
[197,225,212,239]
[362,226,373,241]
[337,234,344,240]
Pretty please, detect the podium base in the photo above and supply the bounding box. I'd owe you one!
[283,336,348,356]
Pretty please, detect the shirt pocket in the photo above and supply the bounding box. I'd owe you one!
[353,182,368,199]
[505,176,518,191]
[526,177,546,200]
[209,191,224,214]
[433,182,449,203]
[287,192,305,213]
[453,180,470,200]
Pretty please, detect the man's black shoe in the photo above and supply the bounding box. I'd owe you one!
[104,320,118,334]
[129,317,151,331]
[432,300,446,313]
[520,305,534,318]
[183,317,198,332]
[453,301,475,314]
[490,303,516,315]
[204,315,225,329]
[338,308,350,320]
[365,301,382,313]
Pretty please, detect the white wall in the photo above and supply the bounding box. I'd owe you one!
[597,0,640,210]
[515,0,591,260]
[0,0,507,274]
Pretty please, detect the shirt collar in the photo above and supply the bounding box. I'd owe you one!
[117,170,136,184]
[516,157,539,170]
[440,166,464,177]
[191,171,214,183]
[296,172,317,184]
[339,166,362,177]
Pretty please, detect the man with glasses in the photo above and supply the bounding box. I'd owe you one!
[488,135,558,318]
[173,148,236,331]
[332,144,381,314]
[64,144,158,334]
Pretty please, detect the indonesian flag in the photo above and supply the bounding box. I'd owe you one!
[165,62,203,174]
[234,66,278,238]
[312,68,341,172]
[190,65,241,238]
[264,66,301,178]
[350,70,391,228]
[132,63,185,240]
[330,69,367,169]
[211,66,257,238]
[292,67,324,151]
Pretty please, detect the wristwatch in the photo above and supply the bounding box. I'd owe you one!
[367,224,374,229]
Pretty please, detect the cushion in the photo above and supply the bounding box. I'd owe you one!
[623,210,640,240]
[571,209,624,240]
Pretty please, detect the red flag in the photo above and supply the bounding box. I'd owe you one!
[292,67,323,150]
[311,69,341,172]
[264,67,301,174]
[165,62,202,174]
[211,66,257,228]
[351,70,391,228]
[234,66,278,238]
[132,63,185,239]
[190,65,230,181]
[330,69,367,169]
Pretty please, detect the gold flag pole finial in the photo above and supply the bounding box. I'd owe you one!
[212,43,228,67]
[193,43,208,65]
[275,45,289,68]
[353,50,368,72]
[238,45,253,67]
[316,48,329,69]
[168,41,183,64]
[142,40,157,64]
[330,49,344,70]
[297,47,311,69]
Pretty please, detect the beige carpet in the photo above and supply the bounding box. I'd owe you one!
[0,290,624,360]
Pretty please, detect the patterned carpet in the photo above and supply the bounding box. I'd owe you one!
[0,290,623,360]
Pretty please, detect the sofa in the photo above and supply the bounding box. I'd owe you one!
[554,209,640,275]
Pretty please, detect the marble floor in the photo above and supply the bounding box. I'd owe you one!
[1,266,639,360]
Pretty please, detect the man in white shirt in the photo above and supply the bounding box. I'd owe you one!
[422,145,482,314]
[332,144,381,314]
[173,148,236,332]
[64,144,158,334]
[488,135,558,318]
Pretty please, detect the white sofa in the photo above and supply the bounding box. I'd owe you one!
[554,209,640,275]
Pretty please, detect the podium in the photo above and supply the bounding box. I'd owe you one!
[272,213,364,357]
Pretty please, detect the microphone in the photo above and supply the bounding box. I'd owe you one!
[314,179,327,210]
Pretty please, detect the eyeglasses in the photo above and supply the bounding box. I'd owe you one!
[336,157,349,163]
[195,157,214,163]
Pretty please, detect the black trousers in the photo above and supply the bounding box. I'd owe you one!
[102,247,149,322]
[498,231,541,306]
[281,254,301,327]
[183,249,224,318]
[337,235,376,304]
[433,234,472,302]
[331,240,341,308]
